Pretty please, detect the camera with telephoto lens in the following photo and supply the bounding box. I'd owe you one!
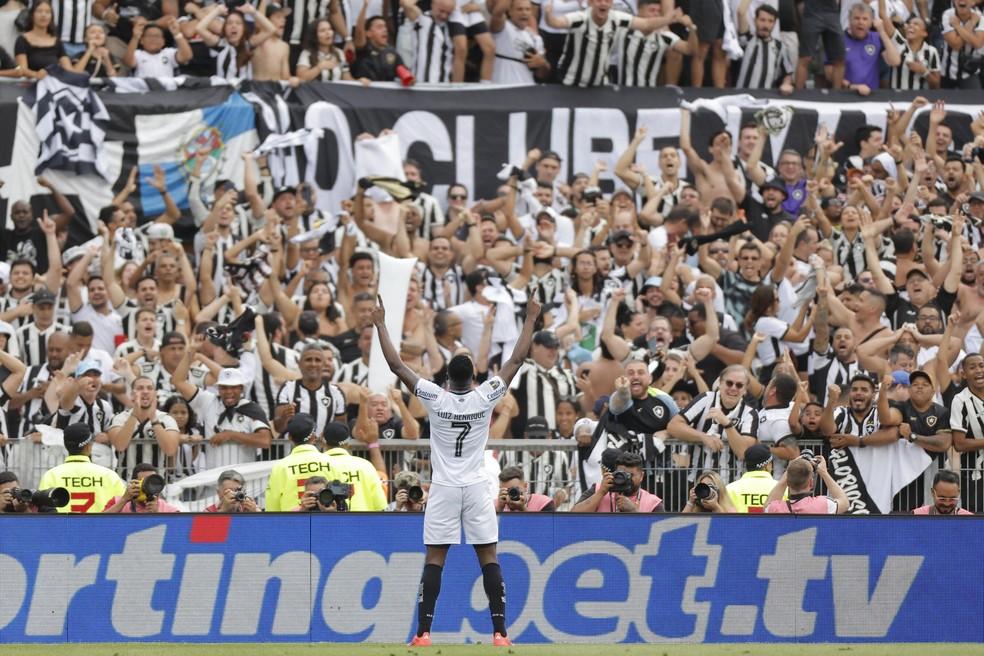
[316,480,351,512]
[10,487,70,512]
[205,307,256,358]
[610,470,633,495]
[694,482,717,502]
[407,485,424,503]
[507,486,523,502]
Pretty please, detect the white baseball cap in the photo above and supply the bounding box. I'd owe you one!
[146,223,175,241]
[217,368,246,387]
[0,320,14,337]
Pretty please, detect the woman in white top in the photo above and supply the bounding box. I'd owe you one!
[195,3,275,80]
[744,283,815,381]
[296,18,352,82]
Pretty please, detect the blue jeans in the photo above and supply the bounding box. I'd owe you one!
[63,42,86,59]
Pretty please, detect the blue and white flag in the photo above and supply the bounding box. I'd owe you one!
[133,91,257,217]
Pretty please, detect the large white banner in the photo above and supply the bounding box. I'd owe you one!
[368,252,419,393]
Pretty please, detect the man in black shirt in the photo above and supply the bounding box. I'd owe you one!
[686,303,746,385]
[351,15,414,84]
[746,180,794,241]
[884,369,951,512]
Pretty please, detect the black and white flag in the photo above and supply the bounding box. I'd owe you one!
[25,66,109,178]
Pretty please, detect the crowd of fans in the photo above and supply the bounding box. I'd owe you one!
[0,85,983,516]
[0,0,979,88]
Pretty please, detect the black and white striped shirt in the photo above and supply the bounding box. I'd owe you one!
[808,350,867,407]
[52,0,92,44]
[118,300,175,341]
[11,363,54,440]
[285,0,331,45]
[0,293,34,329]
[949,386,984,474]
[940,8,984,82]
[419,264,466,310]
[15,322,67,368]
[830,230,895,282]
[108,409,179,478]
[617,29,678,87]
[252,344,300,421]
[888,32,941,90]
[212,39,252,79]
[275,379,347,437]
[735,33,789,89]
[558,9,634,87]
[410,13,465,83]
[335,357,369,386]
[55,397,114,439]
[509,360,561,434]
[414,193,446,240]
[832,405,879,437]
[678,390,760,482]
[137,360,210,407]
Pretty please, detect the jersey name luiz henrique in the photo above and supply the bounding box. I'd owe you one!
[414,376,507,487]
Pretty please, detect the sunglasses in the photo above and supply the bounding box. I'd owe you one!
[709,248,729,255]
[450,194,467,201]
[723,380,745,389]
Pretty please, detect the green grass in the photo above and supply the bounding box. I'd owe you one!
[3,644,982,656]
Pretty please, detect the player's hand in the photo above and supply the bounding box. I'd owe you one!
[526,286,542,321]
[371,295,386,326]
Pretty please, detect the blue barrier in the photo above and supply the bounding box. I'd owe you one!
[0,514,981,644]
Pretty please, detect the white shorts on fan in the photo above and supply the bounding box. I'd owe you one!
[423,481,498,545]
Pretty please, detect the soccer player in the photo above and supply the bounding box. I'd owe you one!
[372,290,542,647]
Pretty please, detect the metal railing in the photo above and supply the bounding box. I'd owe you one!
[3,437,971,513]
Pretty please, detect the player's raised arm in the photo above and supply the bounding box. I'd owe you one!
[498,288,542,387]
[371,295,420,390]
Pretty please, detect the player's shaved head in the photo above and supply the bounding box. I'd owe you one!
[447,354,475,389]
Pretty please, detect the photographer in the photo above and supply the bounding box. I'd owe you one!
[912,470,974,515]
[495,465,554,512]
[205,470,261,513]
[387,470,427,512]
[0,472,29,513]
[265,413,332,512]
[571,451,664,513]
[682,470,737,513]
[103,463,179,513]
[765,452,849,514]
[294,476,339,512]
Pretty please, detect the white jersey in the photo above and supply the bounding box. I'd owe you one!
[414,376,508,487]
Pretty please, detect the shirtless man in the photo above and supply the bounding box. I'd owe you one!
[252,3,293,82]
[680,108,746,206]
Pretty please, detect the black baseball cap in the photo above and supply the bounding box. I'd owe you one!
[32,288,56,306]
[601,448,621,472]
[287,413,316,443]
[526,416,550,437]
[969,192,984,204]
[272,186,296,201]
[905,268,930,281]
[63,423,94,448]
[761,181,788,198]
[909,370,933,385]
[323,421,349,446]
[744,443,773,470]
[532,330,560,349]
[607,229,633,245]
[160,331,186,348]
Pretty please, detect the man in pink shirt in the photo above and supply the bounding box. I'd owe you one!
[912,470,974,516]
[495,466,555,512]
[571,450,663,513]
[103,463,180,513]
[765,453,848,514]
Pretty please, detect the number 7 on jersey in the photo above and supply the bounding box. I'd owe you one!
[451,421,471,457]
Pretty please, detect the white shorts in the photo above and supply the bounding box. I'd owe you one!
[423,482,498,546]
